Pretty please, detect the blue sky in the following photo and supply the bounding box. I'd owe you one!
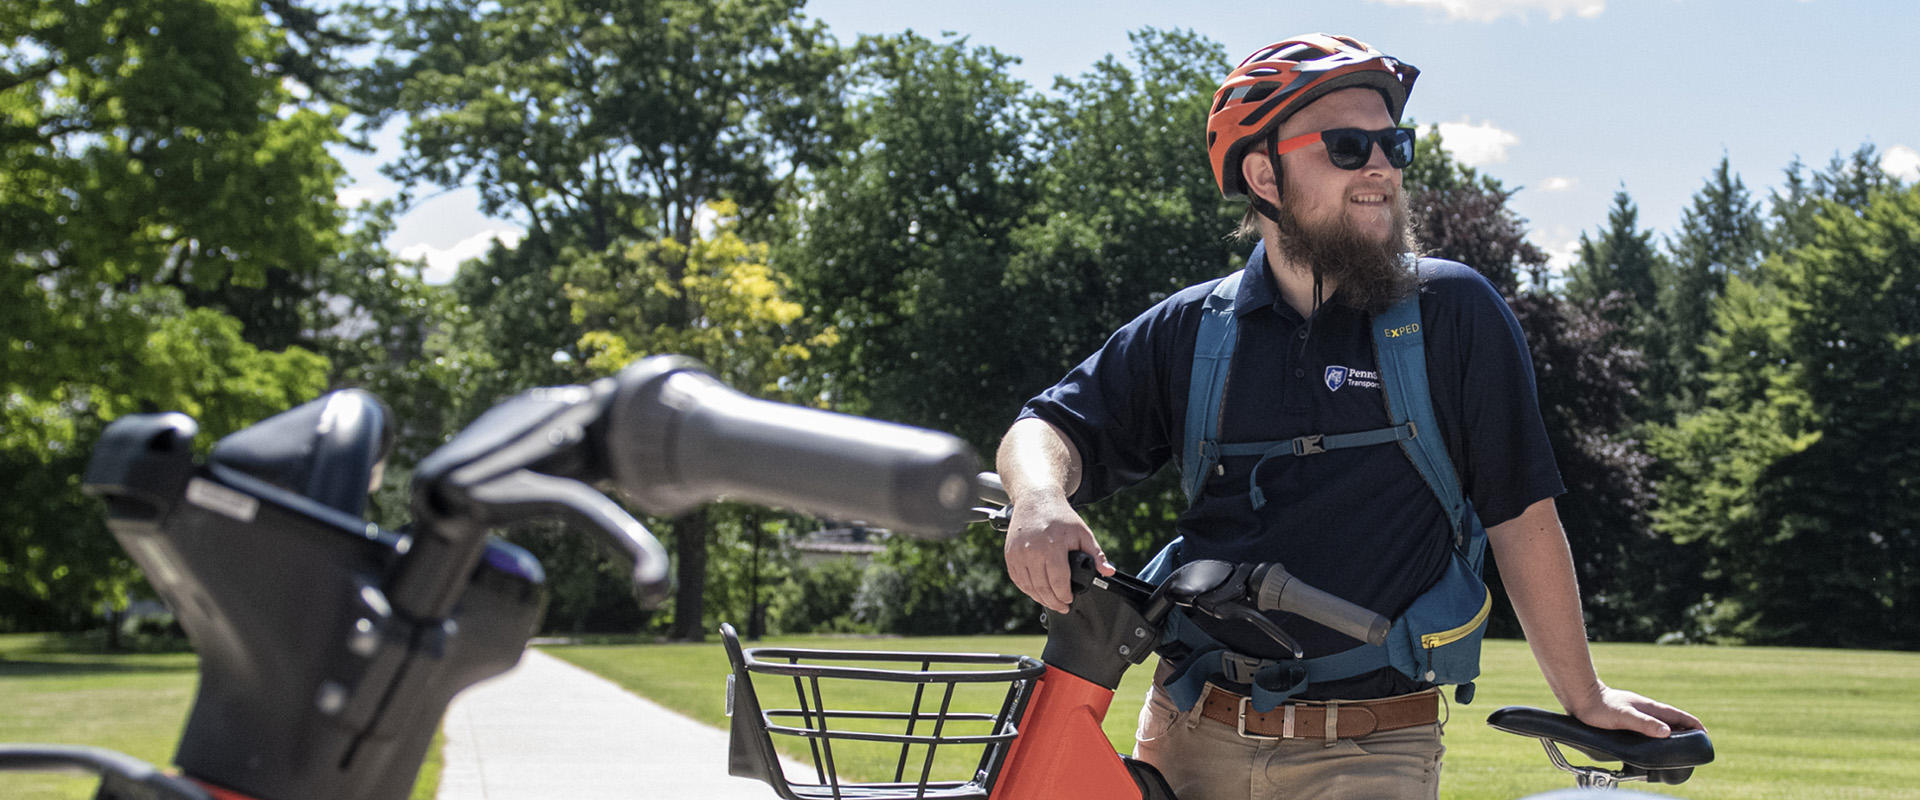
[337,0,1920,282]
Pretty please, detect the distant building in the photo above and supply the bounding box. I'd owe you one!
[793,526,887,567]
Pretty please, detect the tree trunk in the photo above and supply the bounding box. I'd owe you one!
[746,512,764,640]
[669,507,710,641]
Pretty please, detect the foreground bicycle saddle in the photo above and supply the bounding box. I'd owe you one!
[1486,706,1714,788]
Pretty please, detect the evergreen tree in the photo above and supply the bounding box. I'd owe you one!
[1564,190,1667,419]
[1769,145,1904,254]
[1652,186,1920,647]
[1405,138,1686,640]
[1567,190,1665,321]
[1658,156,1764,414]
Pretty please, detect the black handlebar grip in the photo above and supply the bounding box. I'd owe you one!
[606,357,981,538]
[1255,563,1392,646]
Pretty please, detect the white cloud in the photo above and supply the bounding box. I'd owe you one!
[334,184,384,208]
[399,228,525,285]
[1882,145,1920,181]
[1546,237,1581,273]
[1539,176,1579,192]
[1367,0,1604,21]
[1434,118,1521,167]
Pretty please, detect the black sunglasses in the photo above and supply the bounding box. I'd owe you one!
[1272,126,1417,170]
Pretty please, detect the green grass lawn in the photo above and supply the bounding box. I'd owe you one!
[0,633,443,800]
[549,635,1920,800]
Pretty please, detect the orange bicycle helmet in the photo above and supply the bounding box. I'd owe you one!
[1208,34,1418,217]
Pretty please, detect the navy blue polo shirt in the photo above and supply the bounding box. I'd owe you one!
[1019,242,1563,696]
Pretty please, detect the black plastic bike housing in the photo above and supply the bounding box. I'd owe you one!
[83,405,547,800]
[1038,553,1161,691]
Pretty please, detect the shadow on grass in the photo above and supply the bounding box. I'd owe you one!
[0,658,199,677]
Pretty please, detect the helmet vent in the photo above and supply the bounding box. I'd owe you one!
[1274,43,1328,62]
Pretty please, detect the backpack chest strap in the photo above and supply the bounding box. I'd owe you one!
[1216,423,1418,509]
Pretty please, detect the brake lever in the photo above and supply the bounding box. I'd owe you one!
[464,470,671,607]
[1183,562,1306,659]
[405,380,662,618]
[974,504,1012,532]
[1208,602,1305,660]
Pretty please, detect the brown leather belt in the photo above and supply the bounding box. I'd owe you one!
[1196,685,1440,740]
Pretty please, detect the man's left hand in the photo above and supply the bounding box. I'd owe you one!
[1568,685,1704,738]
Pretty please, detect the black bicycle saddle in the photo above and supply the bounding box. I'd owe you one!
[1486,706,1714,784]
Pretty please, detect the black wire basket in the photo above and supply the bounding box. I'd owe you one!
[721,623,1046,800]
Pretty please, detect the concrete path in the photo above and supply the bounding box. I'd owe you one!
[436,648,799,800]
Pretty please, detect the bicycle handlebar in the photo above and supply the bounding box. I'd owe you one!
[400,356,980,619]
[972,471,1385,652]
[1252,563,1391,647]
[608,357,980,536]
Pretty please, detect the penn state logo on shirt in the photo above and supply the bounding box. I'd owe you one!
[1324,366,1383,392]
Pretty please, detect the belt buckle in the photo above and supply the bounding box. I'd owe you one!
[1235,696,1295,740]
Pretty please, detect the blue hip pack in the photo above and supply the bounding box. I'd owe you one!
[1147,263,1491,712]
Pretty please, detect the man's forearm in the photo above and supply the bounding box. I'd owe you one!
[1485,497,1606,714]
[996,418,1083,506]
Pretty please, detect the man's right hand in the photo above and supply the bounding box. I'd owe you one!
[1003,494,1115,614]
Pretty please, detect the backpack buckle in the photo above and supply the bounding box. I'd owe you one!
[1291,435,1326,456]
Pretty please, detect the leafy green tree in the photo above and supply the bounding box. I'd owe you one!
[784,32,1042,442]
[1004,29,1236,567]
[1009,28,1236,372]
[361,0,844,248]
[2,0,348,630]
[1656,156,1765,415]
[361,0,848,639]
[1652,186,1920,647]
[769,555,870,634]
[560,203,837,639]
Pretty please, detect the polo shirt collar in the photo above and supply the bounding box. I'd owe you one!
[1237,240,1280,318]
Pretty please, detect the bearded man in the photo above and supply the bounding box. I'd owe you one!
[994,34,1699,800]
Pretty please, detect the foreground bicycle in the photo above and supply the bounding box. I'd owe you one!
[0,355,982,800]
[720,474,1715,800]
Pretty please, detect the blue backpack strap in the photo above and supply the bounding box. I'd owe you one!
[1372,281,1484,568]
[1180,272,1244,502]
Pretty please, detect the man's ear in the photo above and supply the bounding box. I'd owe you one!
[1242,151,1282,210]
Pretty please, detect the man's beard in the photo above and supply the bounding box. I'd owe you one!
[1271,193,1419,315]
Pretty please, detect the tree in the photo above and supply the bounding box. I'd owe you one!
[1404,133,1687,640]
[1008,28,1237,375]
[1404,126,1540,296]
[559,202,836,639]
[1652,186,1920,647]
[361,0,845,249]
[784,31,1044,444]
[1566,190,1665,327]
[1768,145,1907,255]
[1657,156,1765,415]
[1002,29,1237,567]
[361,0,848,639]
[2,0,349,630]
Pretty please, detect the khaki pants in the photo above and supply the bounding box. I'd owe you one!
[1132,683,1445,800]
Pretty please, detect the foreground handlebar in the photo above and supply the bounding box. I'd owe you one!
[1252,563,1391,646]
[606,357,980,538]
